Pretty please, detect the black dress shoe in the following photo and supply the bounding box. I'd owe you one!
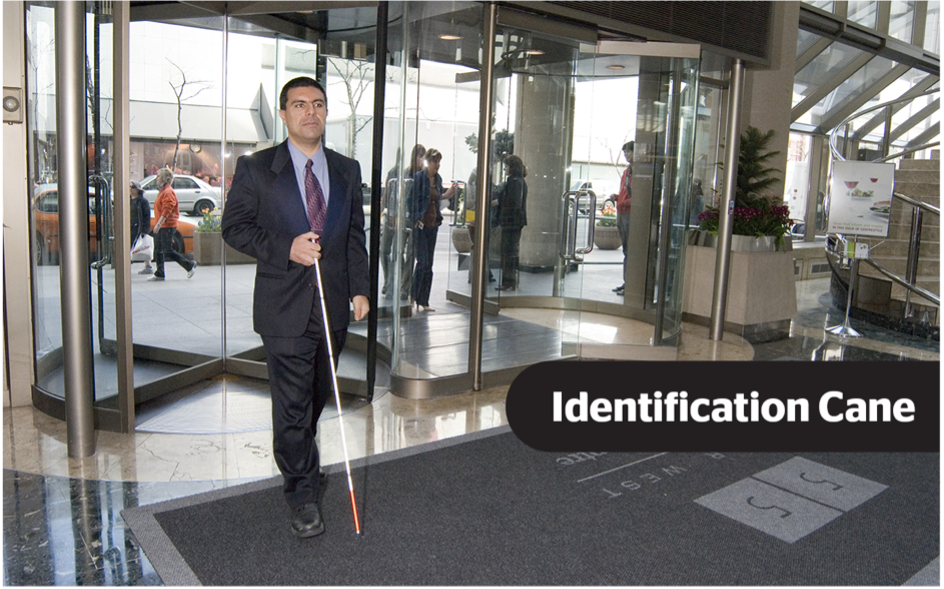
[612,284,625,293]
[291,502,325,538]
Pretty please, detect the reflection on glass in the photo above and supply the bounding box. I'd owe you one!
[793,42,864,110]
[796,29,822,59]
[389,1,481,381]
[808,56,895,127]
[923,1,940,54]
[803,1,835,12]
[889,0,917,43]
[847,0,878,29]
[27,2,62,396]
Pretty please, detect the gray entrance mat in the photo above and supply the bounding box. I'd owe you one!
[122,428,939,585]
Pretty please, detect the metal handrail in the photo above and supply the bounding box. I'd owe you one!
[875,141,941,163]
[860,256,941,306]
[828,88,939,162]
[893,191,940,216]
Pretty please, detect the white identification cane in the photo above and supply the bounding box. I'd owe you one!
[312,255,362,535]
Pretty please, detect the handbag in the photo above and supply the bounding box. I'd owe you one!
[131,234,154,262]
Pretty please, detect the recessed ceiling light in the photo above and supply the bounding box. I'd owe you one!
[526,49,544,56]
[440,34,462,41]
[607,64,625,70]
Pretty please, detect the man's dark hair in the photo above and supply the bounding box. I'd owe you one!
[622,140,635,153]
[279,77,327,111]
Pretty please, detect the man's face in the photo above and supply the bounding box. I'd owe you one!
[279,85,327,148]
[623,148,633,163]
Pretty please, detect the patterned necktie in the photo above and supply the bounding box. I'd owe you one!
[305,159,327,235]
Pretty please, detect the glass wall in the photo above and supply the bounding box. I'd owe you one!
[128,17,225,393]
[24,2,709,422]
[27,2,122,410]
[387,1,483,383]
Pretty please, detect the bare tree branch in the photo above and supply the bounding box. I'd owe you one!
[167,59,213,170]
[328,58,374,157]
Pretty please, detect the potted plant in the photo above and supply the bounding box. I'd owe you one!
[682,126,797,332]
[692,126,793,252]
[192,208,255,265]
[593,201,622,250]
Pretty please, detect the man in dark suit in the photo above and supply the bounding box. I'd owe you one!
[222,77,370,538]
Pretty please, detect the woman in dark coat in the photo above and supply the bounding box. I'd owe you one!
[496,155,528,291]
[409,148,455,311]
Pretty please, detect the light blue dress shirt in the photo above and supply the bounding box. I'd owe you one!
[286,140,330,217]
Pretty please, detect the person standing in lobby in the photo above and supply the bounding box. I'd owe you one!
[495,155,528,291]
[221,76,370,538]
[613,141,633,295]
[410,148,455,312]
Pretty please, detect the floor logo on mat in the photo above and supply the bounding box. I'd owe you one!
[694,457,887,543]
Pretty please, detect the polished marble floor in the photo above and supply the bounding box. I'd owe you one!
[3,277,938,585]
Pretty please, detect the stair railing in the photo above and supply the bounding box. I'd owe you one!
[825,89,940,320]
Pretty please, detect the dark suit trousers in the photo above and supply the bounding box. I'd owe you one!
[261,291,346,509]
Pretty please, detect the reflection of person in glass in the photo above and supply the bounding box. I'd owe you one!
[380,144,425,300]
[496,155,528,291]
[149,168,196,281]
[410,148,456,312]
[613,141,633,295]
[129,180,154,275]
[221,77,370,539]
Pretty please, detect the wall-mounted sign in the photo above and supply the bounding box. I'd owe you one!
[826,161,895,237]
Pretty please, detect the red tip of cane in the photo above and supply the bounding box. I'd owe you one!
[350,489,361,535]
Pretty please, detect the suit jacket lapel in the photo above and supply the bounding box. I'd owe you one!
[271,141,312,236]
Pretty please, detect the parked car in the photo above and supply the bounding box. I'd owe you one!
[32,183,195,266]
[139,174,221,216]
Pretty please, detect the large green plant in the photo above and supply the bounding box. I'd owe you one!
[735,126,781,208]
[697,126,792,249]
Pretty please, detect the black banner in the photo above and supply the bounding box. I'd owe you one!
[507,361,940,452]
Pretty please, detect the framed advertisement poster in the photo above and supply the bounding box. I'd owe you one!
[826,161,895,237]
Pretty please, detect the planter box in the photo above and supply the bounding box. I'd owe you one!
[593,225,622,250]
[192,231,256,265]
[688,230,793,252]
[682,241,797,331]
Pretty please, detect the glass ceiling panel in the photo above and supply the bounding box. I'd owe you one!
[924,2,940,54]
[889,0,916,43]
[836,69,934,141]
[898,106,939,144]
[793,42,864,109]
[804,55,896,128]
[796,29,822,58]
[803,1,835,13]
[848,1,879,29]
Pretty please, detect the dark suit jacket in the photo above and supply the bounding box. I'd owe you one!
[221,140,369,338]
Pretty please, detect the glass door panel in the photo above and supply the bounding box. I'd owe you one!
[128,16,224,388]
[390,1,483,382]
[488,25,586,358]
[479,21,703,359]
